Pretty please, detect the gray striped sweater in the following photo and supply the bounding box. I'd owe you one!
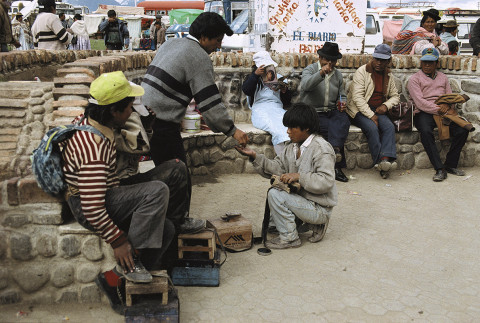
[141,37,236,136]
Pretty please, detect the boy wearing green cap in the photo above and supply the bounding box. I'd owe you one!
[63,71,174,314]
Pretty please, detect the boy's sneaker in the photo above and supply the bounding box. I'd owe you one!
[114,258,152,283]
[94,273,125,315]
[308,218,329,243]
[265,237,301,249]
[179,218,206,234]
[378,160,392,171]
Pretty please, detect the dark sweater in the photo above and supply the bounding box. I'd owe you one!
[141,37,236,136]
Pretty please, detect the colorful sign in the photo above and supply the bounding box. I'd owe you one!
[249,0,367,53]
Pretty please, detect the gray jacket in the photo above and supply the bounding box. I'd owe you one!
[252,135,338,208]
[300,62,345,112]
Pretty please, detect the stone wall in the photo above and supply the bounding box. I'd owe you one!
[1,51,480,305]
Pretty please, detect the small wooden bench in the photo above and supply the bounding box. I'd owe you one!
[125,270,169,306]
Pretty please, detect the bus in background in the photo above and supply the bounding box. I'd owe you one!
[137,0,204,17]
[204,0,248,24]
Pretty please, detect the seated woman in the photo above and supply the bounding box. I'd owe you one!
[242,51,291,155]
[392,8,448,55]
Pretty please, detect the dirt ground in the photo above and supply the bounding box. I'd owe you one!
[1,167,480,322]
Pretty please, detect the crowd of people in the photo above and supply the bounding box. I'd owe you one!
[0,1,476,313]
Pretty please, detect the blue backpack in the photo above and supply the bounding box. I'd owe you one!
[32,119,105,197]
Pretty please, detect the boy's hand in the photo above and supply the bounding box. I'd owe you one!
[113,241,135,273]
[255,65,265,76]
[280,173,300,184]
[235,145,256,159]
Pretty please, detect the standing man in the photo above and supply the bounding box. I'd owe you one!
[141,12,248,165]
[58,13,69,29]
[407,48,469,181]
[98,9,129,50]
[12,13,33,50]
[149,15,163,40]
[300,42,350,183]
[32,0,73,50]
[347,44,400,179]
[0,0,21,51]
[470,18,480,57]
[153,21,165,49]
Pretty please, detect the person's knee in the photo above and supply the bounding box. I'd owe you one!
[145,181,170,201]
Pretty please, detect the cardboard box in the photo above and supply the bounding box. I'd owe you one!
[208,215,253,251]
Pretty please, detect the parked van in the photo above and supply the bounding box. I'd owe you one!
[401,16,477,55]
[365,10,383,54]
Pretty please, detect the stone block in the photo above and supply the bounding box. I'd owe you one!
[0,235,6,260]
[461,80,480,95]
[18,178,62,204]
[0,268,8,290]
[449,79,461,93]
[233,158,245,173]
[220,137,238,151]
[471,131,480,143]
[52,87,90,100]
[204,136,215,146]
[56,289,78,303]
[0,109,26,118]
[52,100,88,108]
[2,213,29,227]
[10,233,33,261]
[81,284,101,303]
[196,137,204,147]
[460,146,476,167]
[29,98,45,106]
[56,67,95,79]
[345,141,360,151]
[32,210,63,225]
[398,145,413,153]
[464,97,480,113]
[415,152,432,169]
[7,177,19,206]
[412,142,425,153]
[398,132,419,145]
[0,290,20,304]
[356,154,373,169]
[82,236,104,261]
[359,143,370,154]
[31,105,46,114]
[77,264,101,283]
[190,150,203,166]
[12,265,49,293]
[60,235,81,258]
[252,134,266,145]
[36,233,57,257]
[52,264,75,288]
[210,160,236,174]
[397,152,415,170]
[0,99,28,109]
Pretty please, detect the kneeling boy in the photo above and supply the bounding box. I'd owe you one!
[236,103,337,249]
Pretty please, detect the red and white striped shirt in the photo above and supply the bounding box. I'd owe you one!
[62,115,126,247]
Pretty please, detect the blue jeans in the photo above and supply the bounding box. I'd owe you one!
[317,110,350,168]
[351,112,396,164]
[414,111,468,170]
[268,189,331,242]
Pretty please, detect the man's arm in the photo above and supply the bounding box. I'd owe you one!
[300,64,325,92]
[51,16,73,45]
[242,72,260,97]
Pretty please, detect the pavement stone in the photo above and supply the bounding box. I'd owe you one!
[0,169,480,321]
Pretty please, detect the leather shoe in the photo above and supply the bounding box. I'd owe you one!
[335,168,348,182]
[433,169,447,182]
[445,167,465,176]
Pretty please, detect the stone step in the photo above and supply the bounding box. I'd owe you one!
[52,88,90,100]
[52,100,88,108]
[0,99,28,109]
[56,67,96,79]
[53,77,94,87]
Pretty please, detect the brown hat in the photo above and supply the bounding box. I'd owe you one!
[444,20,459,28]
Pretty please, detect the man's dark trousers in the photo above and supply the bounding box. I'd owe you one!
[317,110,350,169]
[414,111,468,170]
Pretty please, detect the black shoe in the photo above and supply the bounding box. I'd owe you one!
[445,167,465,176]
[433,169,447,182]
[335,168,349,182]
[94,273,125,315]
[380,170,390,179]
[114,257,152,283]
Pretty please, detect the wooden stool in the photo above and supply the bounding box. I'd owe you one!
[178,230,216,260]
[125,270,168,306]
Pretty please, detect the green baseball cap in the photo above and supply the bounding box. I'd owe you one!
[89,71,144,106]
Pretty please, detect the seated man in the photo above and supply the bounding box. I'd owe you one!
[300,42,350,183]
[235,103,337,249]
[62,72,173,314]
[407,48,469,181]
[347,44,400,179]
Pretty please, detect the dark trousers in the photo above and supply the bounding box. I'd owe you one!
[67,181,174,270]
[317,110,350,168]
[414,111,469,170]
[0,43,8,52]
[150,118,191,213]
[106,43,123,50]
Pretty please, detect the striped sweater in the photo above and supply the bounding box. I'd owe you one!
[62,115,126,247]
[32,12,72,50]
[141,37,236,136]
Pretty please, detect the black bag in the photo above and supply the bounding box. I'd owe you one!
[387,102,415,132]
[71,36,78,45]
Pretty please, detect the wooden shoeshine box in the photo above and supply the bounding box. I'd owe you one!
[207,215,253,251]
